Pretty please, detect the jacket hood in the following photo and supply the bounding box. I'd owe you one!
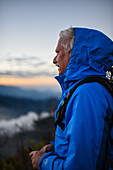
[56,27,113,88]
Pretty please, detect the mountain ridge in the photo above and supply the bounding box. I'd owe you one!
[0,85,61,100]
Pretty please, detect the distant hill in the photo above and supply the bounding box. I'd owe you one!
[0,85,60,119]
[0,94,59,119]
[0,85,61,100]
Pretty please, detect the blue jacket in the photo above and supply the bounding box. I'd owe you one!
[39,28,113,169]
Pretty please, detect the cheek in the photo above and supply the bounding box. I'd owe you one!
[63,57,69,68]
[58,51,70,70]
[58,51,65,60]
[60,60,67,74]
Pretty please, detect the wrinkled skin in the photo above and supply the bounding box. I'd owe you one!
[53,37,71,75]
[29,144,53,169]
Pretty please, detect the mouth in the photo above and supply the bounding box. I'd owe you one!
[56,63,59,67]
[56,64,60,72]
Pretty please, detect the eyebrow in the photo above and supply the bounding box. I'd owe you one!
[56,47,63,53]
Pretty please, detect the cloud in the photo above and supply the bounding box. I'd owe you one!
[0,55,57,77]
[0,111,50,137]
[0,55,48,67]
[0,69,56,78]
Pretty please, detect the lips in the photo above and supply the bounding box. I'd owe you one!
[56,64,59,67]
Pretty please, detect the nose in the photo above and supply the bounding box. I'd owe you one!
[53,56,57,64]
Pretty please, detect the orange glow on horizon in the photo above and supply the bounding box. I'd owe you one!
[0,76,58,86]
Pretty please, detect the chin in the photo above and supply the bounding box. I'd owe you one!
[58,72,62,76]
[58,72,61,75]
[58,69,64,75]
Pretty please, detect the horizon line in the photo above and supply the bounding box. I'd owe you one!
[0,76,58,86]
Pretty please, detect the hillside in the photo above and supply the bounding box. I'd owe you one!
[0,85,61,100]
[0,94,59,119]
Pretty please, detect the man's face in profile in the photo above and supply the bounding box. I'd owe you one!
[53,38,71,75]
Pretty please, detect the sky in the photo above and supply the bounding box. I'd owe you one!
[0,0,113,88]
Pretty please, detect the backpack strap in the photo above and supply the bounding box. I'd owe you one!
[55,76,113,131]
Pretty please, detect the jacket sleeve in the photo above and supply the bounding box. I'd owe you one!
[39,83,110,169]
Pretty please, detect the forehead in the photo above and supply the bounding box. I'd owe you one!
[55,37,64,51]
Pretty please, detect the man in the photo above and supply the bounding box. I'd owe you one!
[29,27,113,169]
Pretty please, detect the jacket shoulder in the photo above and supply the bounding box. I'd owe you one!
[73,82,109,96]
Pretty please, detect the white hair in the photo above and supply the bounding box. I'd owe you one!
[59,27,75,53]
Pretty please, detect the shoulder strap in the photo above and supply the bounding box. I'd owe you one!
[55,76,113,131]
[69,76,113,98]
